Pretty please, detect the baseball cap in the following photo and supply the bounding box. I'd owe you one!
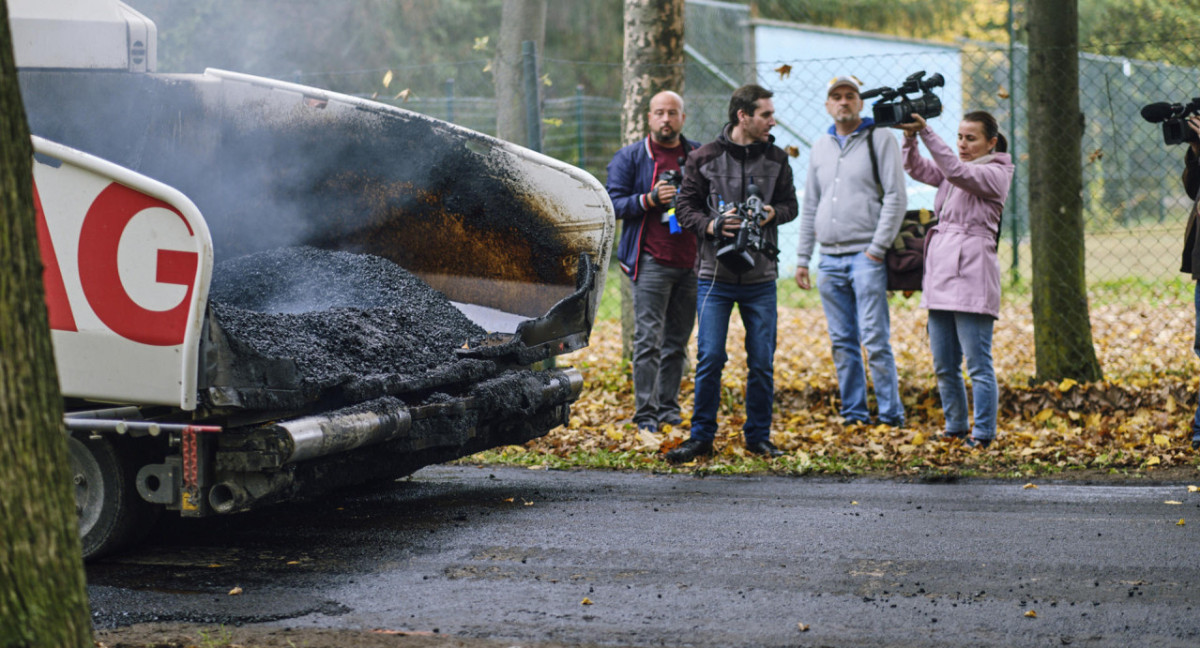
[826,75,862,95]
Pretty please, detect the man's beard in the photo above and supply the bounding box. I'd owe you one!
[652,127,678,144]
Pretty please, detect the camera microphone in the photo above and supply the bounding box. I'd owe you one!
[860,87,885,101]
[744,184,766,225]
[1141,102,1178,123]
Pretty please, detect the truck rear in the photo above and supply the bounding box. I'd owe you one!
[11,0,613,558]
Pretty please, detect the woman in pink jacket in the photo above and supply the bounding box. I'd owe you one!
[897,111,1014,448]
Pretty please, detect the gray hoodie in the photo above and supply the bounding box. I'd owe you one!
[796,120,906,266]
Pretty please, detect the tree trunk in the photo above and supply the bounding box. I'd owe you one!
[0,3,93,646]
[495,0,547,148]
[618,0,685,361]
[1026,0,1103,383]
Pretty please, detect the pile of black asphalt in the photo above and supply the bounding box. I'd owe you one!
[208,246,494,403]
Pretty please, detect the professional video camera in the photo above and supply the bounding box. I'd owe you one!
[860,71,945,127]
[1140,99,1200,145]
[714,184,779,275]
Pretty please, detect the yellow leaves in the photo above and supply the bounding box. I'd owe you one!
[394,88,413,102]
[774,64,792,79]
[512,310,1193,474]
[635,427,662,451]
[381,70,394,89]
[784,145,800,158]
[228,586,243,596]
[581,597,594,605]
[1024,610,1037,618]
[543,117,564,127]
[1177,519,1187,526]
[1188,485,1199,493]
[1023,483,1038,490]
[1087,148,1104,164]
[1164,500,1183,505]
[472,35,490,51]
[797,622,811,632]
[997,85,1010,99]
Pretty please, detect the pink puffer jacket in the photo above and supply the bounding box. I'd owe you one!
[902,127,1014,318]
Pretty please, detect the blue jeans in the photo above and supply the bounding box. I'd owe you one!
[1193,283,1200,443]
[927,310,997,440]
[816,252,904,426]
[691,279,777,444]
[630,254,697,427]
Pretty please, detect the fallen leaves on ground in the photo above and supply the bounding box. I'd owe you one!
[514,300,1200,476]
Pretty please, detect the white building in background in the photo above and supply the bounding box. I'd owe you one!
[685,1,964,274]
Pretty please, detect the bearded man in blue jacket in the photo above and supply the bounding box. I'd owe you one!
[606,91,700,434]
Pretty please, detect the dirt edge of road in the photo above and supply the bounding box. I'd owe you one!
[96,622,607,648]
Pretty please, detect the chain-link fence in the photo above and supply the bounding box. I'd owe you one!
[309,6,1200,388]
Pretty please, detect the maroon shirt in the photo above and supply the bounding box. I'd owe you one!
[641,139,696,269]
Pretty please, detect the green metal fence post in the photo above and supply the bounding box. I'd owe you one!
[445,78,455,124]
[576,85,585,166]
[522,40,542,153]
[1008,0,1021,285]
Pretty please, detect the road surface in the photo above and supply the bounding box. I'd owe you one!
[87,465,1200,647]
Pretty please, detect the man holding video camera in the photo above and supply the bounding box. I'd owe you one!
[667,84,798,463]
[794,75,907,428]
[606,91,699,434]
[1180,114,1200,450]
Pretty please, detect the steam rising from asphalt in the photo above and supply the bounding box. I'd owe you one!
[210,246,490,404]
[210,246,433,314]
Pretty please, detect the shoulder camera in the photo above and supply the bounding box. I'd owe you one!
[861,71,944,127]
[714,184,779,274]
[1140,99,1200,146]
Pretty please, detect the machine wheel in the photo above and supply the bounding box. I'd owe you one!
[67,433,160,560]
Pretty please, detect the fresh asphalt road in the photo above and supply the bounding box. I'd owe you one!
[87,465,1200,647]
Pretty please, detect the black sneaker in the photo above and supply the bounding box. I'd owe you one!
[942,430,968,441]
[1192,438,1200,450]
[665,438,714,464]
[964,436,993,449]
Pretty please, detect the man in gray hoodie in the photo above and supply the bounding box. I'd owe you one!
[794,75,907,427]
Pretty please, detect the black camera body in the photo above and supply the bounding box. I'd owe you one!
[714,184,779,274]
[658,168,682,224]
[861,71,945,127]
[1141,100,1200,145]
